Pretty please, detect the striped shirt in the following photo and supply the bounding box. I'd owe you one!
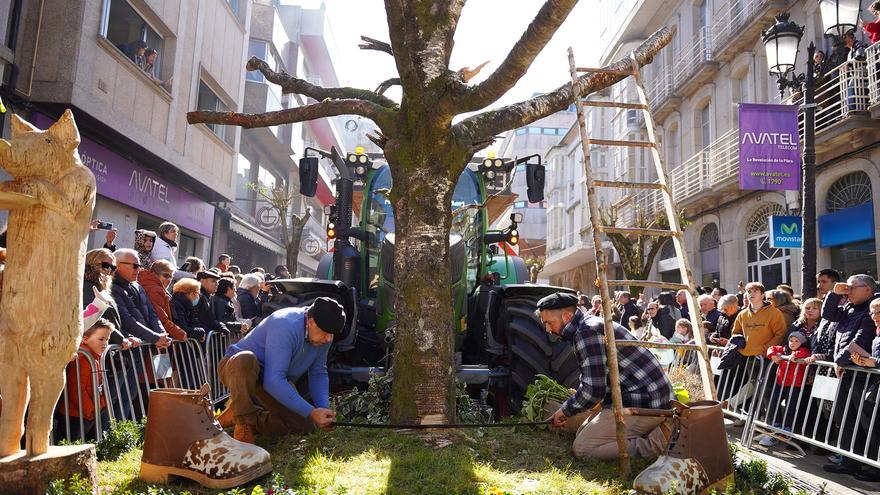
[561,310,674,417]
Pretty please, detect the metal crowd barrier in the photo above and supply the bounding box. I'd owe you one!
[743,358,880,469]
[54,348,105,444]
[204,329,244,405]
[100,339,208,423]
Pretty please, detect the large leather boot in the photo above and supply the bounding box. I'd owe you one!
[633,400,734,495]
[140,385,272,489]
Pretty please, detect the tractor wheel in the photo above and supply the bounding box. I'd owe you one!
[503,297,579,413]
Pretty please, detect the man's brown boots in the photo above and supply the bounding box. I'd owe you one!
[633,400,734,495]
[139,385,272,489]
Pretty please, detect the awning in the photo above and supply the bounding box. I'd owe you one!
[229,215,286,256]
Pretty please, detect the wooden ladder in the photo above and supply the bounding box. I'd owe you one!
[566,48,718,477]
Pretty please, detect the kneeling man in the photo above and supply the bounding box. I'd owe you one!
[539,292,674,460]
[218,297,344,443]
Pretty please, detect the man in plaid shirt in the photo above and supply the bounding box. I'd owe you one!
[538,292,674,460]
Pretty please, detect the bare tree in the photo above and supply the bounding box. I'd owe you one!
[188,0,673,424]
[248,180,311,275]
[599,207,690,296]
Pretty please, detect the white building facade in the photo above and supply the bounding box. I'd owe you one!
[554,0,880,295]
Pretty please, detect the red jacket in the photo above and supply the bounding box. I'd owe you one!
[864,21,880,44]
[138,270,187,341]
[767,345,812,387]
[59,346,106,421]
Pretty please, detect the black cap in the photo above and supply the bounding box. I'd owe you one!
[309,297,346,335]
[197,268,221,280]
[536,292,579,310]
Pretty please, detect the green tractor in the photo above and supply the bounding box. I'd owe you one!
[264,146,578,414]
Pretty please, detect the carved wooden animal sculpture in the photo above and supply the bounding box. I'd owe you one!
[0,110,96,456]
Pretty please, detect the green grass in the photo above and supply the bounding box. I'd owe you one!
[96,425,653,495]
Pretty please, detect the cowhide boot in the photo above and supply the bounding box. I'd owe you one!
[633,400,734,495]
[140,385,272,489]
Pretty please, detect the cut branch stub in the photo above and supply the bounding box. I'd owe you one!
[359,36,393,56]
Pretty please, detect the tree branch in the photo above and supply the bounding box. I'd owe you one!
[452,26,675,145]
[246,57,397,108]
[359,36,393,56]
[456,0,577,112]
[375,78,401,95]
[187,99,393,129]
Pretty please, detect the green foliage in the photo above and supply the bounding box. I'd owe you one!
[722,444,810,495]
[332,372,392,424]
[455,380,483,424]
[521,374,573,423]
[333,372,484,424]
[45,473,93,495]
[96,419,146,462]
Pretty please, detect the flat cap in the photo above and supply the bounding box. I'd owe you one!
[197,268,221,280]
[536,292,579,310]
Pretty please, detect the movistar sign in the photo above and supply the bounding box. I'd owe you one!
[769,215,803,249]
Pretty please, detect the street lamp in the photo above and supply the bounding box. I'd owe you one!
[761,1,864,298]
[762,12,817,298]
[819,0,864,39]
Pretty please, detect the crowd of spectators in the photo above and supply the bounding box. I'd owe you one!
[575,267,880,481]
[55,220,292,441]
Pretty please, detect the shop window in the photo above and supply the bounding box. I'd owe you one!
[101,0,168,82]
[197,81,236,148]
[745,204,790,287]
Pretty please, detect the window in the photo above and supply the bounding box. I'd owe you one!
[514,201,527,208]
[699,223,721,286]
[235,154,253,214]
[101,0,168,83]
[198,81,236,147]
[515,128,527,136]
[826,172,872,212]
[542,127,557,135]
[745,204,791,287]
[528,127,541,135]
[699,103,712,150]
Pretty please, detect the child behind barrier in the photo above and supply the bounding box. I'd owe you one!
[56,317,113,442]
[759,331,812,445]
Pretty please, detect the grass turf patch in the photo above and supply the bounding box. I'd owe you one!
[96,425,650,494]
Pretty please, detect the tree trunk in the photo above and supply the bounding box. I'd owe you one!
[387,139,464,424]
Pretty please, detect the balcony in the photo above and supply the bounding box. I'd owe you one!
[612,129,740,227]
[868,43,880,115]
[785,59,880,163]
[543,231,595,278]
[672,27,720,97]
[646,66,680,122]
[711,0,789,63]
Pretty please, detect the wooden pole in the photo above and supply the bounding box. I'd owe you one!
[568,47,631,477]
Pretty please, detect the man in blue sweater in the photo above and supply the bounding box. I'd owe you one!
[217,297,345,443]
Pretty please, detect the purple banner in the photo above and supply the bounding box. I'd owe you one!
[32,113,215,236]
[739,103,800,191]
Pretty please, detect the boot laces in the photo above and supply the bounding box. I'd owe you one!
[667,410,687,457]
[197,390,222,432]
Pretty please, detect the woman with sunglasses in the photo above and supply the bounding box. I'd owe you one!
[83,248,128,347]
[138,259,187,342]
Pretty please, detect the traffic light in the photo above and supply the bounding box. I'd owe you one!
[325,205,338,239]
[507,212,522,245]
